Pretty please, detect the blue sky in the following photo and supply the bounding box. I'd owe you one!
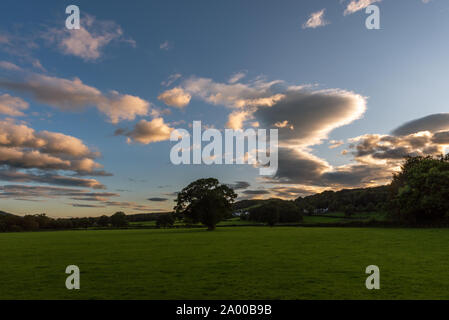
[1,0,449,217]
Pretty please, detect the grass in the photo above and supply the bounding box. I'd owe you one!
[1,227,449,300]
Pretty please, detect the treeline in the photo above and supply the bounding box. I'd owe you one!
[0,212,129,233]
[240,199,303,226]
[126,212,171,222]
[295,186,390,215]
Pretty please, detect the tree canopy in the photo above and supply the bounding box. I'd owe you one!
[389,155,449,223]
[174,178,237,230]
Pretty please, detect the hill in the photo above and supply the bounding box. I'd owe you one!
[295,185,390,213]
[0,210,14,217]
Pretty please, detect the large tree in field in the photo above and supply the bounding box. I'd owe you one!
[389,155,449,223]
[174,178,237,230]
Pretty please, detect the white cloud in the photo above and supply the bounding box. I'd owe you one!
[0,94,29,116]
[157,87,191,108]
[344,0,381,15]
[226,111,250,130]
[170,76,285,109]
[302,9,330,29]
[116,118,175,144]
[44,14,135,61]
[228,71,247,84]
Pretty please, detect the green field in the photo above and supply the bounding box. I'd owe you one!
[1,227,449,300]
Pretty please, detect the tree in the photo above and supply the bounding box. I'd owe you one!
[156,214,175,228]
[97,215,110,227]
[248,199,302,225]
[344,204,356,217]
[175,178,237,231]
[110,212,128,227]
[389,155,449,223]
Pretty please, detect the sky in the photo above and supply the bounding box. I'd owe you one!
[1,0,449,217]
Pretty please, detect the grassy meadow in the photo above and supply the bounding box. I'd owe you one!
[1,226,449,300]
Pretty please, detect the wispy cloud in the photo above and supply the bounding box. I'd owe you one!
[344,0,381,15]
[228,71,247,84]
[43,14,135,61]
[303,9,330,29]
[160,40,172,51]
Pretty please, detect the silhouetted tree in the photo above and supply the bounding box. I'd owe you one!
[110,212,128,227]
[175,178,237,230]
[97,215,110,227]
[156,214,175,228]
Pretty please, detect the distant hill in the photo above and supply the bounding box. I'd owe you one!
[234,185,390,213]
[0,210,15,217]
[233,199,284,211]
[295,185,390,212]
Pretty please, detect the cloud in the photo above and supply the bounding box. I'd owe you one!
[160,41,172,50]
[268,146,395,188]
[168,76,285,109]
[0,119,98,160]
[161,74,182,87]
[392,113,449,136]
[344,0,381,15]
[228,71,247,84]
[0,183,156,211]
[0,184,115,200]
[44,14,135,61]
[269,186,317,198]
[147,197,169,202]
[253,88,366,147]
[242,189,271,195]
[160,76,366,147]
[0,170,105,189]
[0,119,108,188]
[0,94,28,116]
[274,148,331,185]
[0,73,150,123]
[303,9,329,29]
[158,74,373,190]
[349,131,446,160]
[329,140,344,149]
[158,87,191,108]
[0,61,22,71]
[321,162,392,187]
[432,131,449,144]
[116,118,174,144]
[227,181,251,190]
[226,111,250,129]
